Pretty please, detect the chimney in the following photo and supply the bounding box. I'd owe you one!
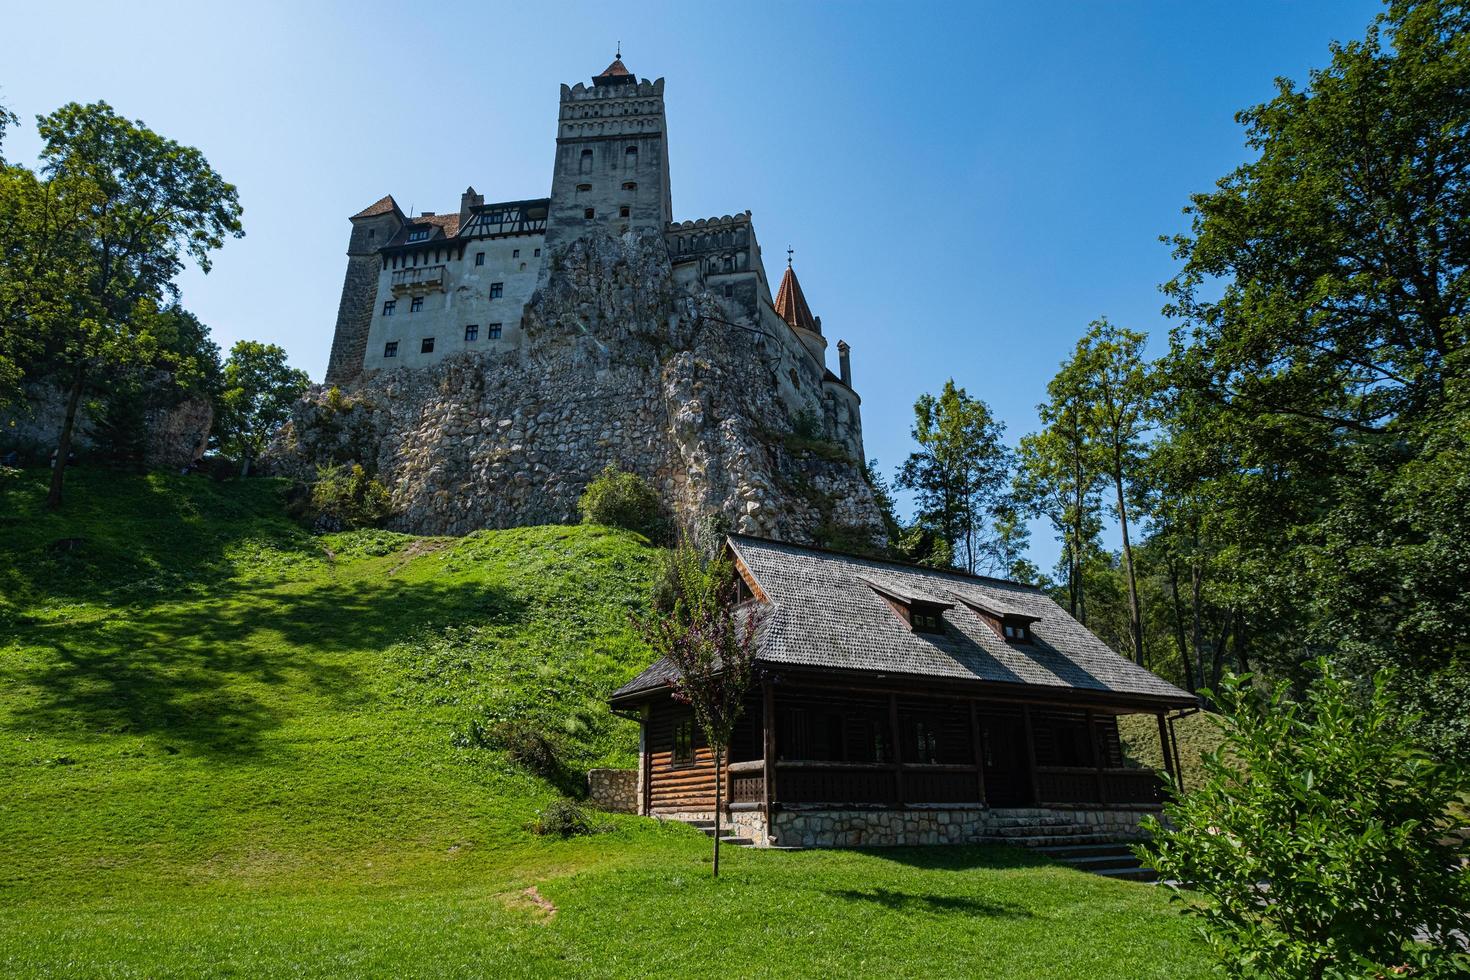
[837,340,852,387]
[459,185,483,223]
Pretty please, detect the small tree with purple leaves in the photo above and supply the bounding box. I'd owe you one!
[637,543,762,877]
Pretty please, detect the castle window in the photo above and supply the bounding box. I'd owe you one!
[534,248,541,257]
[576,183,592,194]
[520,262,527,271]
[410,296,423,313]
[475,252,485,266]
[490,282,504,299]
[619,205,630,218]
[584,208,595,219]
[622,181,637,191]
[383,341,398,358]
[723,284,733,298]
[367,229,375,239]
[464,324,478,342]
[513,248,520,258]
[382,300,396,316]
[407,229,429,243]
[421,337,435,354]
[579,148,593,174]
[488,323,502,339]
[723,256,734,272]
[624,145,638,169]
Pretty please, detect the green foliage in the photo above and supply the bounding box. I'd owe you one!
[216,340,309,476]
[897,379,1016,575]
[489,718,564,780]
[529,799,605,838]
[576,463,666,541]
[1140,665,1470,977]
[307,463,392,531]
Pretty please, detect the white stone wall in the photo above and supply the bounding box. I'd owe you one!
[587,769,639,814]
[360,234,546,373]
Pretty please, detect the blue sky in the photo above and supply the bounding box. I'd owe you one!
[2,0,1383,570]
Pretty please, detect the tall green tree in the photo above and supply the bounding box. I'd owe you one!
[1070,319,1155,665]
[896,379,1015,575]
[1160,0,1470,757]
[12,101,242,507]
[216,340,308,476]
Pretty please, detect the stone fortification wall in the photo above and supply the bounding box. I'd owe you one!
[266,230,885,545]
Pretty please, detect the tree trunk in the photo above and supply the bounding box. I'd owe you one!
[1113,470,1144,666]
[712,746,723,878]
[1167,556,1196,692]
[239,454,252,478]
[1190,555,1205,693]
[1210,607,1235,691]
[46,364,87,511]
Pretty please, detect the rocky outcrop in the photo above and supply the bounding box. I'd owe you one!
[266,231,885,545]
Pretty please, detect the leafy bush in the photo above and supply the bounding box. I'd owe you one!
[491,718,562,779]
[307,463,392,532]
[1139,664,1470,978]
[529,798,603,838]
[576,464,666,541]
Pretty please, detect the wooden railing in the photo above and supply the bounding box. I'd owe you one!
[1035,766,1164,806]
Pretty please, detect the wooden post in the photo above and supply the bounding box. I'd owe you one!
[1021,704,1039,806]
[762,678,775,817]
[1168,714,1186,794]
[1156,712,1176,786]
[969,700,987,806]
[1086,708,1105,804]
[640,703,652,816]
[888,692,904,807]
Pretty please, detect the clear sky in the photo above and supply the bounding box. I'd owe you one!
[2,0,1383,570]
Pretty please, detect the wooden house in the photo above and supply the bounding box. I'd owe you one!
[609,536,1198,848]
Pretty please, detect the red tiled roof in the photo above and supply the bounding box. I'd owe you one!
[351,194,400,219]
[597,56,632,78]
[773,264,819,335]
[418,212,461,236]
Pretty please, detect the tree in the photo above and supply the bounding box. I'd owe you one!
[12,101,242,507]
[216,340,308,476]
[1140,665,1470,977]
[896,379,1015,575]
[576,463,667,541]
[1070,319,1155,665]
[636,544,762,877]
[1159,0,1470,758]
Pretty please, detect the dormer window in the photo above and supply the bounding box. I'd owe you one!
[862,577,952,635]
[958,596,1040,645]
[407,229,429,243]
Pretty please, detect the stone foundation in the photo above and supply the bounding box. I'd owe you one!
[654,806,1156,849]
[587,769,639,813]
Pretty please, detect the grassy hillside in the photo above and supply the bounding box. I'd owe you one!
[0,468,1212,978]
[1120,709,1226,793]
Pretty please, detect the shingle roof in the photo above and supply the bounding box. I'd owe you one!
[773,263,819,335]
[382,211,462,247]
[597,56,632,79]
[612,536,1195,706]
[352,194,400,219]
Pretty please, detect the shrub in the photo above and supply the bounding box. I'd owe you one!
[529,798,602,838]
[492,718,562,779]
[576,464,665,541]
[308,463,392,532]
[1139,663,1470,978]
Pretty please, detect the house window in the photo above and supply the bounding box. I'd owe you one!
[672,718,694,766]
[383,341,398,358]
[911,610,944,633]
[619,205,630,218]
[475,251,485,266]
[489,282,503,299]
[420,337,435,354]
[407,229,429,242]
[584,208,595,219]
[533,248,541,257]
[410,296,423,313]
[487,323,502,339]
[382,300,396,316]
[464,324,478,342]
[512,249,520,258]
[1002,619,1033,643]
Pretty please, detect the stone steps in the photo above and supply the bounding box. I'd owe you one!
[977,819,1158,881]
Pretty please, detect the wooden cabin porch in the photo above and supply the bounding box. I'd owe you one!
[641,676,1184,816]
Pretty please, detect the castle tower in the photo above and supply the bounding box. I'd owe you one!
[543,53,673,254]
[325,195,405,385]
[773,256,828,365]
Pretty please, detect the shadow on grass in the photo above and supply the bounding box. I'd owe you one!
[860,843,1055,872]
[824,886,1034,918]
[4,578,522,758]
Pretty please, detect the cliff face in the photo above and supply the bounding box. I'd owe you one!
[267,232,885,545]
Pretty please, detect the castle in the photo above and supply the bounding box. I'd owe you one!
[279,56,884,543]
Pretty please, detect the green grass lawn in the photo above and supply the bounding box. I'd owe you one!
[0,468,1213,978]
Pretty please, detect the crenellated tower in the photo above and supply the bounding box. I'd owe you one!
[543,53,673,254]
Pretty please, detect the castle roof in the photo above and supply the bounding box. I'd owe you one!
[774,262,820,335]
[351,194,401,220]
[594,54,634,86]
